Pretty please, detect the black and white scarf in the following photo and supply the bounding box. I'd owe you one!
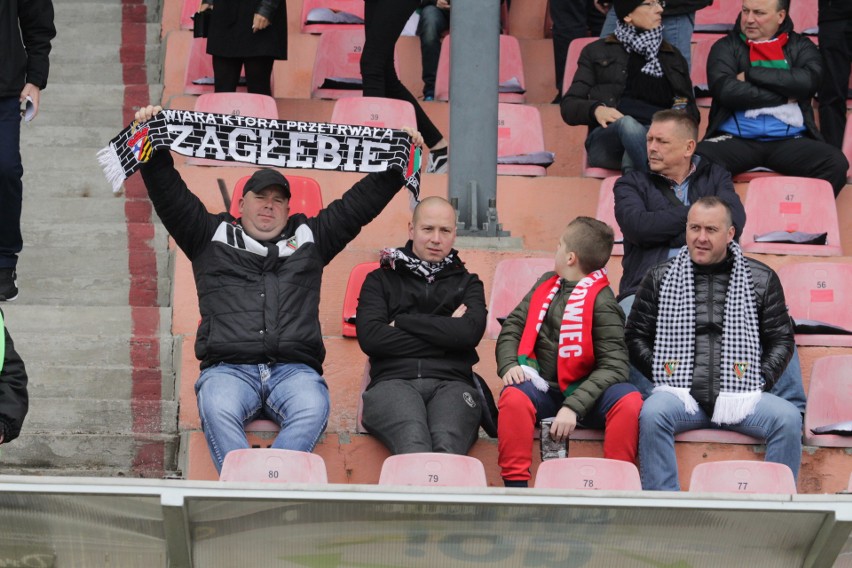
[379,246,455,284]
[652,242,763,425]
[98,109,421,199]
[614,20,664,78]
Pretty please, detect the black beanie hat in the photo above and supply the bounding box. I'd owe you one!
[614,0,647,20]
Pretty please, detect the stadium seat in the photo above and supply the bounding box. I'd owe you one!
[342,262,380,338]
[355,362,372,434]
[534,458,642,490]
[496,103,550,176]
[694,0,740,33]
[378,453,488,486]
[184,38,248,96]
[688,461,797,494]
[690,38,715,107]
[596,176,624,256]
[311,29,375,99]
[803,355,852,448]
[330,96,417,129]
[180,0,196,30]
[435,34,527,104]
[581,147,622,179]
[300,0,365,34]
[788,0,818,34]
[843,120,852,183]
[731,169,777,183]
[229,175,323,218]
[219,449,329,483]
[560,37,597,98]
[485,257,554,339]
[740,176,842,256]
[777,263,852,347]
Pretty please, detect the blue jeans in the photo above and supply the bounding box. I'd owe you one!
[195,362,330,473]
[0,97,23,269]
[586,115,649,173]
[416,5,450,98]
[639,391,802,490]
[600,10,695,69]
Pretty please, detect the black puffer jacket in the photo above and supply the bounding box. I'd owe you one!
[0,0,55,97]
[206,0,287,60]
[356,245,486,386]
[664,0,713,16]
[818,0,852,24]
[0,309,28,443]
[561,34,700,132]
[140,150,404,373]
[625,253,794,416]
[704,15,823,139]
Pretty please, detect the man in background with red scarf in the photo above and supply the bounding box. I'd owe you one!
[696,0,848,197]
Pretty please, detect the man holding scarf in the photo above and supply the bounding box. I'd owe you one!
[696,0,848,197]
[356,197,487,456]
[626,197,802,491]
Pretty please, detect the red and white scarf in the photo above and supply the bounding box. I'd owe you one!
[516,270,610,396]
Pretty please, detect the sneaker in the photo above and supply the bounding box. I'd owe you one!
[0,268,18,302]
[426,147,448,174]
[423,95,434,102]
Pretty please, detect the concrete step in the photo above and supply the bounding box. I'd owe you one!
[25,364,135,400]
[50,43,161,66]
[20,170,131,199]
[49,62,163,86]
[10,274,172,307]
[0,305,171,335]
[21,221,169,250]
[32,105,126,128]
[25,398,179,433]
[22,124,143,152]
[11,247,169,281]
[54,3,161,24]
[18,148,137,197]
[14,196,133,224]
[52,22,161,47]
[37,84,163,108]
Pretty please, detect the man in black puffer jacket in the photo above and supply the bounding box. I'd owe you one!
[0,309,28,445]
[626,197,802,490]
[357,197,487,455]
[136,105,420,473]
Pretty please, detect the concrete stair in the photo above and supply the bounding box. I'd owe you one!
[1,0,178,477]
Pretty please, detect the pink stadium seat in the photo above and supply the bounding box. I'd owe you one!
[342,262,379,338]
[311,29,373,100]
[534,457,642,490]
[778,262,852,347]
[690,38,715,107]
[732,169,777,183]
[230,175,323,218]
[688,460,797,494]
[843,120,852,182]
[180,0,196,30]
[788,0,818,34]
[300,0,365,34]
[694,0,740,33]
[219,449,329,483]
[355,362,371,434]
[486,257,554,339]
[378,453,488,486]
[561,37,597,98]
[582,147,622,179]
[435,35,527,104]
[596,176,624,256]
[185,38,248,96]
[803,356,852,447]
[536,427,761,444]
[330,96,417,129]
[496,103,549,177]
[740,176,842,256]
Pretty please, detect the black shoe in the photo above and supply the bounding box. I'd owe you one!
[0,268,18,302]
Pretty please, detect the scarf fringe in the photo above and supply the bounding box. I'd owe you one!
[521,365,550,393]
[654,385,700,415]
[96,144,125,194]
[711,391,762,425]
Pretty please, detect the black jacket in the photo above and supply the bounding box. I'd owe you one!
[664,0,713,16]
[704,15,823,140]
[356,245,486,386]
[206,0,287,60]
[818,0,852,23]
[614,156,746,300]
[1,0,55,97]
[140,150,404,373]
[0,309,28,443]
[561,34,699,133]
[625,254,794,415]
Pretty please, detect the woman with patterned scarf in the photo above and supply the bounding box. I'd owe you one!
[561,0,699,174]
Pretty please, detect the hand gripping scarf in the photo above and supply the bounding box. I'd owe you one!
[652,242,763,425]
[98,109,422,199]
[516,269,610,396]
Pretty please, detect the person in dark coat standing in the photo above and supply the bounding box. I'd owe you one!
[0,309,29,445]
[198,0,286,95]
[817,0,852,149]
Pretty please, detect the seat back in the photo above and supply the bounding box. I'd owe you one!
[180,0,197,30]
[788,0,818,34]
[740,176,842,256]
[777,262,852,347]
[486,257,554,339]
[803,355,852,447]
[230,175,323,218]
[694,0,740,33]
[561,37,597,97]
[331,96,417,129]
[219,449,329,483]
[596,176,624,256]
[497,103,547,176]
[436,34,527,103]
[690,38,716,107]
[534,458,642,490]
[300,0,365,34]
[378,453,488,486]
[688,460,797,494]
[311,29,372,99]
[188,94,280,166]
[843,119,852,183]
[342,262,380,338]
[184,38,256,95]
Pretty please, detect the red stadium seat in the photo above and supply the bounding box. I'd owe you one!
[740,176,842,256]
[803,356,852,448]
[331,96,417,129]
[486,257,554,339]
[560,37,597,98]
[596,176,624,256]
[184,38,252,96]
[694,0,740,33]
[311,29,375,100]
[230,175,323,218]
[497,103,549,177]
[435,35,527,104]
[778,263,852,347]
[300,0,365,34]
[732,169,777,183]
[534,457,642,490]
[690,38,715,107]
[378,453,488,486]
[342,262,379,338]
[581,147,622,179]
[219,449,329,483]
[843,120,852,183]
[688,460,797,494]
[788,0,818,34]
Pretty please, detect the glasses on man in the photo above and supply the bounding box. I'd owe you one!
[640,0,666,7]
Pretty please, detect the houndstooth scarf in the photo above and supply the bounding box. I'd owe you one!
[615,20,664,78]
[380,245,455,284]
[652,242,763,424]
